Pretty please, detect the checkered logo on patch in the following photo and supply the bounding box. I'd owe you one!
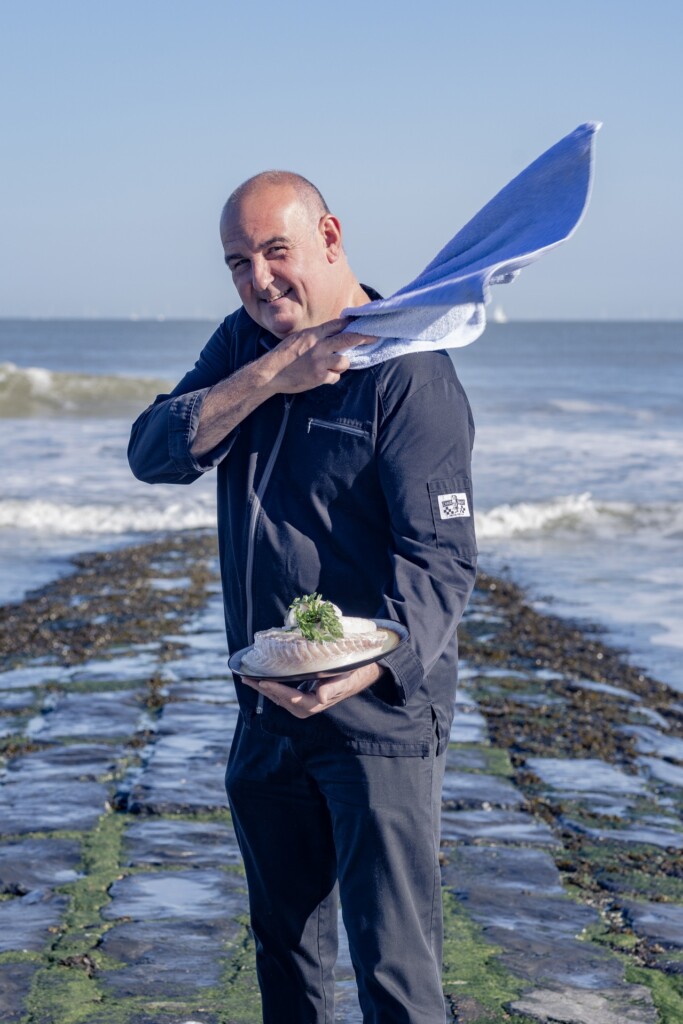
[438,492,470,519]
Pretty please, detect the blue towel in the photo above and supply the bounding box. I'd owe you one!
[341,122,600,369]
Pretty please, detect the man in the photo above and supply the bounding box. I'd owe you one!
[128,171,477,1023]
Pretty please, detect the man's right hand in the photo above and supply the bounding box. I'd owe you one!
[259,318,377,396]
[191,319,376,458]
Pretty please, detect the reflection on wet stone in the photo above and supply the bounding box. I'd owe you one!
[0,779,110,834]
[621,900,683,948]
[102,869,246,922]
[5,742,117,781]
[509,984,657,1024]
[0,837,82,892]
[0,889,69,952]
[123,819,242,868]
[26,689,147,740]
[441,808,559,846]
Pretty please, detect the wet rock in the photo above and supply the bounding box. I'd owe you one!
[621,899,683,948]
[0,778,109,834]
[441,771,523,810]
[99,918,243,998]
[508,983,657,1023]
[0,837,82,892]
[638,755,683,788]
[123,733,230,814]
[0,962,41,1023]
[0,664,70,691]
[122,819,242,868]
[569,679,642,702]
[5,742,118,781]
[449,709,488,744]
[505,691,566,708]
[166,678,236,703]
[0,888,69,952]
[102,868,246,922]
[445,746,489,771]
[0,689,37,712]
[156,700,238,740]
[0,720,22,740]
[621,725,683,761]
[441,808,559,846]
[66,650,160,683]
[563,818,683,849]
[526,757,648,796]
[26,689,146,741]
[441,844,563,895]
[450,886,623,990]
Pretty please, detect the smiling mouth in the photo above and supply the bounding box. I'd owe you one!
[262,288,293,304]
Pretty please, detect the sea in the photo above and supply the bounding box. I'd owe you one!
[1,319,682,691]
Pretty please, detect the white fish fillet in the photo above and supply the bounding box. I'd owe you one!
[247,617,387,674]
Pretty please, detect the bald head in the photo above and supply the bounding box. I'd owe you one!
[219,171,366,338]
[221,171,330,233]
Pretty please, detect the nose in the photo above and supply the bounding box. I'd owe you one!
[251,255,273,293]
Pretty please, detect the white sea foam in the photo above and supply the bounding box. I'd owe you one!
[475,493,683,540]
[547,398,655,420]
[0,362,171,417]
[0,498,216,534]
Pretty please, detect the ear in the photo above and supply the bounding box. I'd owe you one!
[319,214,343,263]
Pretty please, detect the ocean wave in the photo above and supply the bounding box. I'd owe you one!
[547,398,656,420]
[2,493,682,546]
[476,493,683,540]
[0,498,216,534]
[0,363,172,417]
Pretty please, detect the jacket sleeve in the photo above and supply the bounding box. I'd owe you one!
[374,365,477,705]
[128,320,239,484]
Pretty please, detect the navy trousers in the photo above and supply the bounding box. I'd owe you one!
[225,714,447,1024]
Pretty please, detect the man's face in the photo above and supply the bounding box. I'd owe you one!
[221,185,341,338]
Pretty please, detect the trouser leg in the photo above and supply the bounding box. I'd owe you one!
[225,716,338,1024]
[305,741,447,1024]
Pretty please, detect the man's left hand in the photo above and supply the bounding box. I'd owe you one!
[240,662,385,718]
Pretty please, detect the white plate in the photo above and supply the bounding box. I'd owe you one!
[228,619,409,685]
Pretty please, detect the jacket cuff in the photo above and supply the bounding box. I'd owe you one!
[377,642,424,706]
[168,389,238,474]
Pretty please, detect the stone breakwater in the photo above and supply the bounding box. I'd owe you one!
[0,532,682,1024]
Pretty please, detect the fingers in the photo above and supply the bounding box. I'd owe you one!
[312,320,378,351]
[331,331,379,350]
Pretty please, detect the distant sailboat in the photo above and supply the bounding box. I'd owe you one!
[490,305,508,324]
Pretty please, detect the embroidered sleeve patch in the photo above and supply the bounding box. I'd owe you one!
[438,492,470,519]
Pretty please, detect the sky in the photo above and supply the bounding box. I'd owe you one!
[1,0,682,321]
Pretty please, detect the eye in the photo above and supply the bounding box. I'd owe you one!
[229,258,248,272]
[267,245,287,257]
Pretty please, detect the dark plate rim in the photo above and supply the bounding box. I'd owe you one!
[228,619,409,683]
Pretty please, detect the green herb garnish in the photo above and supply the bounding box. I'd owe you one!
[290,593,344,642]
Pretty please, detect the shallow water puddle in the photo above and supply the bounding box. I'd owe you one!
[102,869,244,921]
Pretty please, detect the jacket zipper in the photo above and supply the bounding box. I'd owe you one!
[245,395,293,713]
[307,416,368,438]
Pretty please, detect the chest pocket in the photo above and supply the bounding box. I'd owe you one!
[272,407,376,511]
[307,416,371,439]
